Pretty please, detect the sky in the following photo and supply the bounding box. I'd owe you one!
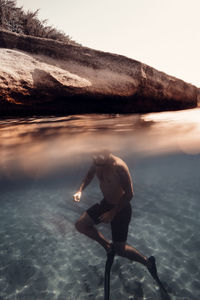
[16,0,200,87]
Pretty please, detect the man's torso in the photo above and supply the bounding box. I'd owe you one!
[95,155,130,204]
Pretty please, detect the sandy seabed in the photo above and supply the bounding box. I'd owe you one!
[0,153,200,300]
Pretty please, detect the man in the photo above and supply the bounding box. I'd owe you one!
[73,150,157,278]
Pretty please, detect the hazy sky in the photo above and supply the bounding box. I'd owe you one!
[16,0,200,87]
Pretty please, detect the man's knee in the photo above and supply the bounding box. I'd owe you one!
[75,219,85,233]
[75,213,94,233]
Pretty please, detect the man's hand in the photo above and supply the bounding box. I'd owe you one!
[99,209,116,223]
[73,191,82,202]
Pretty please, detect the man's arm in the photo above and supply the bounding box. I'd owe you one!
[73,164,96,202]
[79,164,96,192]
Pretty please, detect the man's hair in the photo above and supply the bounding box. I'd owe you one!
[91,148,111,157]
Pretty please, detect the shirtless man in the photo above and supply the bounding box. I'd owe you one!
[74,150,157,276]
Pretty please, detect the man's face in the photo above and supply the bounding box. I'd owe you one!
[92,153,109,166]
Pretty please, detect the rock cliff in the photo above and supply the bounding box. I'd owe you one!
[0,29,198,116]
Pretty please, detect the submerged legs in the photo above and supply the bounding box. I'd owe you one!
[75,212,148,263]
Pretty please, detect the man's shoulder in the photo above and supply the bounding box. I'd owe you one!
[113,155,129,171]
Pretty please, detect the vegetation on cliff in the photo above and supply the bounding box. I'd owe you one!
[0,0,78,45]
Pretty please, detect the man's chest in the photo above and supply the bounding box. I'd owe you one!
[96,167,120,185]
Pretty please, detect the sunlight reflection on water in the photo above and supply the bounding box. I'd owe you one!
[0,108,200,177]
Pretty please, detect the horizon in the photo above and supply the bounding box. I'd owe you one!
[16,0,200,88]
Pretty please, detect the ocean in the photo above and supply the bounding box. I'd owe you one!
[0,108,200,300]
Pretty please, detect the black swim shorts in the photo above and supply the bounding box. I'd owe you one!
[86,199,132,242]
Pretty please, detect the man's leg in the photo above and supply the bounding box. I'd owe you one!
[111,205,148,265]
[113,242,159,282]
[113,242,147,265]
[75,212,111,252]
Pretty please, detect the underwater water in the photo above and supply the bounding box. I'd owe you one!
[0,108,200,300]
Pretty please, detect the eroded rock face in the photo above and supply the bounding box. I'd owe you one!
[0,49,91,102]
[0,29,198,115]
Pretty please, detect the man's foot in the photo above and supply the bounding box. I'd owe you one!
[146,256,158,279]
[146,256,168,293]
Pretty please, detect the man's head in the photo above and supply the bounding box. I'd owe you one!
[92,149,111,166]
